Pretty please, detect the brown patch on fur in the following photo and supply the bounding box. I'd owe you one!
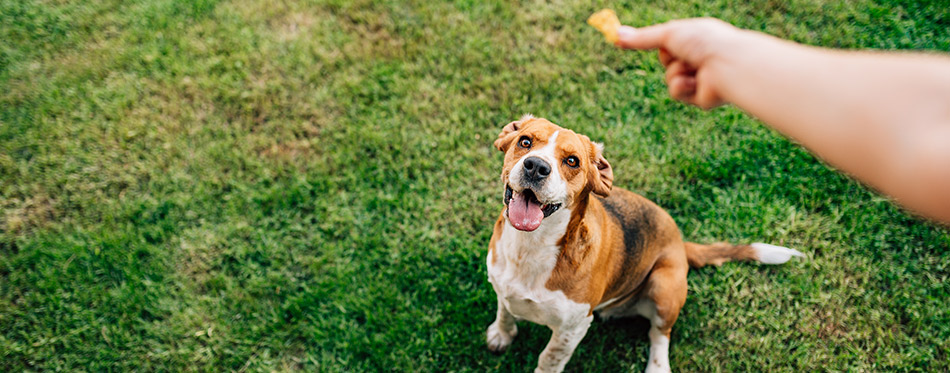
[545,188,684,312]
[684,242,759,268]
[488,214,505,265]
[639,255,689,333]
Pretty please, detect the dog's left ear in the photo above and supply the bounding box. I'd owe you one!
[588,140,613,197]
[493,114,533,152]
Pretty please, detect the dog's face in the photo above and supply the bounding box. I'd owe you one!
[494,115,613,232]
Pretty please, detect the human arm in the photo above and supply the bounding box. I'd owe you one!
[615,19,950,223]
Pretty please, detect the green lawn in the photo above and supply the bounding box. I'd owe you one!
[2,0,949,371]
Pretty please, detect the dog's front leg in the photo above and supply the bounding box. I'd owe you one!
[487,297,518,353]
[535,315,593,373]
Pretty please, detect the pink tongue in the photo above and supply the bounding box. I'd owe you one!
[508,191,544,231]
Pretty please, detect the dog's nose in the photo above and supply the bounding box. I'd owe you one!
[523,157,551,181]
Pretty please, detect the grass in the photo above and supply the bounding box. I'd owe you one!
[1,0,949,371]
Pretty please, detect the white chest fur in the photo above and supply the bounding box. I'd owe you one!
[487,209,591,329]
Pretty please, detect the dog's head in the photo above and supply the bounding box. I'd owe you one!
[493,115,613,232]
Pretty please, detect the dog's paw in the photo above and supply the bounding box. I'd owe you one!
[644,361,671,373]
[486,322,517,354]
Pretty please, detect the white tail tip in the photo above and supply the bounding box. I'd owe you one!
[750,242,805,264]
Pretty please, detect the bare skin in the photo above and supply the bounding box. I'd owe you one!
[614,18,950,223]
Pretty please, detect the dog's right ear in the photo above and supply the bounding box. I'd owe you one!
[493,114,534,152]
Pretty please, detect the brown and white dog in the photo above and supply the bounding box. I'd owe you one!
[485,115,803,373]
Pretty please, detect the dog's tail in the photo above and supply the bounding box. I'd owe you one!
[684,242,804,268]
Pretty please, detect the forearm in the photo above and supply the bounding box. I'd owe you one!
[710,31,950,221]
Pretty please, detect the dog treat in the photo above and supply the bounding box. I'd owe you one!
[587,9,620,43]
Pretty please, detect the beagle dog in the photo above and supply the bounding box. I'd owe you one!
[485,115,802,372]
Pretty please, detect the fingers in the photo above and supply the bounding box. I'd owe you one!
[664,60,692,84]
[658,48,673,67]
[693,71,724,109]
[666,60,697,102]
[613,18,729,109]
[669,75,697,102]
[614,24,674,50]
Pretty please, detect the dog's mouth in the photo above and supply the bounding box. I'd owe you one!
[504,184,561,232]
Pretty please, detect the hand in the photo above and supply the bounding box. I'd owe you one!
[615,18,744,109]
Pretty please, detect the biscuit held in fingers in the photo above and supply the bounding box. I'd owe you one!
[587,9,621,43]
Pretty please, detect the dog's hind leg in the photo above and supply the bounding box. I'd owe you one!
[635,253,688,373]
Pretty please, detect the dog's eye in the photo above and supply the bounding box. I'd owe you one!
[518,136,532,148]
[565,156,579,168]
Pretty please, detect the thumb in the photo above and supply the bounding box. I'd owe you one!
[614,24,674,50]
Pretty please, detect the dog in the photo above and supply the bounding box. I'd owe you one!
[485,115,803,372]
